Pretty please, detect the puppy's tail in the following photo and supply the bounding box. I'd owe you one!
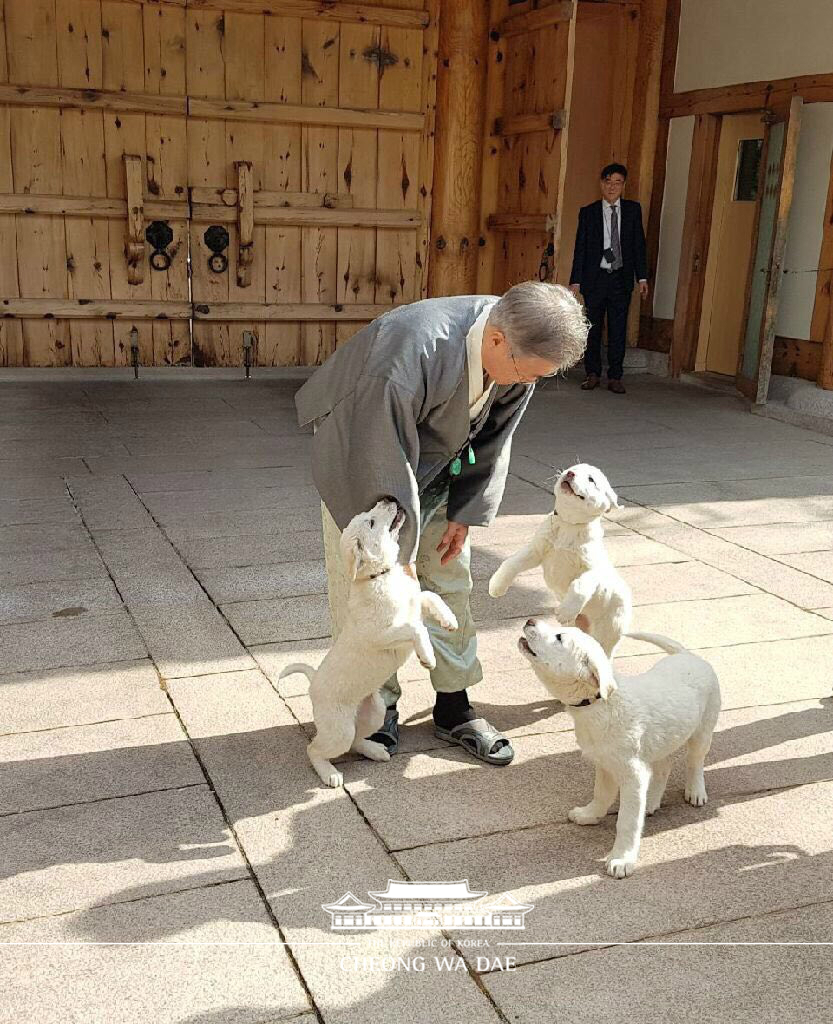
[625,632,686,655]
[278,663,316,684]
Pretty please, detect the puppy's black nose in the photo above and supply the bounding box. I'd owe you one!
[525,618,536,628]
[565,470,575,480]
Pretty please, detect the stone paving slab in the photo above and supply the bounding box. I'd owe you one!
[0,577,122,625]
[164,510,322,541]
[625,520,833,609]
[172,532,325,569]
[222,594,331,646]
[196,560,328,604]
[0,714,204,814]
[0,521,92,554]
[0,476,76,501]
[128,466,314,494]
[776,550,833,583]
[0,659,167,735]
[0,786,248,922]
[166,669,503,1024]
[397,781,833,964]
[482,904,832,1024]
[620,476,833,528]
[708,520,833,554]
[0,497,76,528]
[90,528,186,568]
[614,594,833,654]
[0,545,107,587]
[0,881,313,1024]
[0,608,147,674]
[130,599,256,679]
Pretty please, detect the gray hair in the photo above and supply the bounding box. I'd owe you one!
[486,281,589,370]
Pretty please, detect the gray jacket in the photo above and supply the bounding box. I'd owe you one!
[295,295,534,562]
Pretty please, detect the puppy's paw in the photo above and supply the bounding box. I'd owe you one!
[488,573,509,599]
[685,784,708,807]
[568,805,603,826]
[354,739,391,762]
[605,854,636,879]
[438,611,458,632]
[327,770,344,788]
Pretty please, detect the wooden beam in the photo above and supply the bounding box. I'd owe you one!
[818,308,833,391]
[417,0,442,298]
[662,72,833,119]
[487,213,550,232]
[476,0,508,294]
[1,300,402,322]
[190,205,421,228]
[192,303,399,321]
[427,0,489,296]
[235,162,254,289]
[493,111,566,136]
[186,0,429,29]
[499,1,574,37]
[0,84,184,116]
[2,300,191,320]
[0,194,187,220]
[670,113,720,376]
[189,189,354,209]
[188,98,423,132]
[551,5,578,284]
[645,0,680,309]
[626,0,668,343]
[772,336,822,382]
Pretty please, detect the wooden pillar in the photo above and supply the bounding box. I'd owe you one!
[819,304,833,391]
[427,0,489,297]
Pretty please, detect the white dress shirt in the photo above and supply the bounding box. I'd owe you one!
[465,301,498,421]
[600,199,646,282]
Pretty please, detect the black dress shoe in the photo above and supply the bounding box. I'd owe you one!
[368,706,399,754]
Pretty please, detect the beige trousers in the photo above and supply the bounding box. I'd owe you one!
[321,496,482,708]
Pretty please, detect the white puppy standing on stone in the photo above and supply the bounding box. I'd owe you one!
[519,619,721,878]
[489,463,631,656]
[280,498,457,788]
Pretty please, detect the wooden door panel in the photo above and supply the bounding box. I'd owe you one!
[479,0,577,294]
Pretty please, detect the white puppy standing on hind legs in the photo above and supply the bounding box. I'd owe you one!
[280,498,457,789]
[489,463,631,656]
[519,619,721,879]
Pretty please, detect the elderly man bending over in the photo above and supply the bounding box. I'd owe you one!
[295,282,588,765]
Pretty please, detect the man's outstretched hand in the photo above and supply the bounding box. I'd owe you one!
[437,521,469,565]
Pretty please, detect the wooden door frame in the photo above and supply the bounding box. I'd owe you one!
[669,112,721,376]
[736,95,803,403]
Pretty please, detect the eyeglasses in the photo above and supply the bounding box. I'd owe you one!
[508,344,560,384]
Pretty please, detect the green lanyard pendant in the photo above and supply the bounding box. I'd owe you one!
[449,446,474,477]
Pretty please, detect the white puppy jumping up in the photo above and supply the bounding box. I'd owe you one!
[519,619,721,878]
[280,498,457,788]
[489,463,631,655]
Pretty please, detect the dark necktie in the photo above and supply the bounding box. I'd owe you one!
[610,205,623,270]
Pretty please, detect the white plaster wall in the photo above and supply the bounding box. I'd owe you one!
[676,0,833,93]
[653,116,694,320]
[777,103,833,339]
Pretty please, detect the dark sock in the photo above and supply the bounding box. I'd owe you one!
[433,690,476,730]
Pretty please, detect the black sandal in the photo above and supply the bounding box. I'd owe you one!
[368,707,399,755]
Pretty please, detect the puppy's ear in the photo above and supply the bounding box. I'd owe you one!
[602,479,624,512]
[341,534,363,581]
[584,641,617,700]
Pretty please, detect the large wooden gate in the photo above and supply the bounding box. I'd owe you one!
[0,0,438,367]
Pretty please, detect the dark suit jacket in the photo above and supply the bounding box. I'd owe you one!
[569,198,648,297]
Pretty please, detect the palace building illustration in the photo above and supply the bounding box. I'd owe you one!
[321,880,534,930]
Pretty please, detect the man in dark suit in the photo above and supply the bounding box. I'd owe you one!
[570,163,648,394]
